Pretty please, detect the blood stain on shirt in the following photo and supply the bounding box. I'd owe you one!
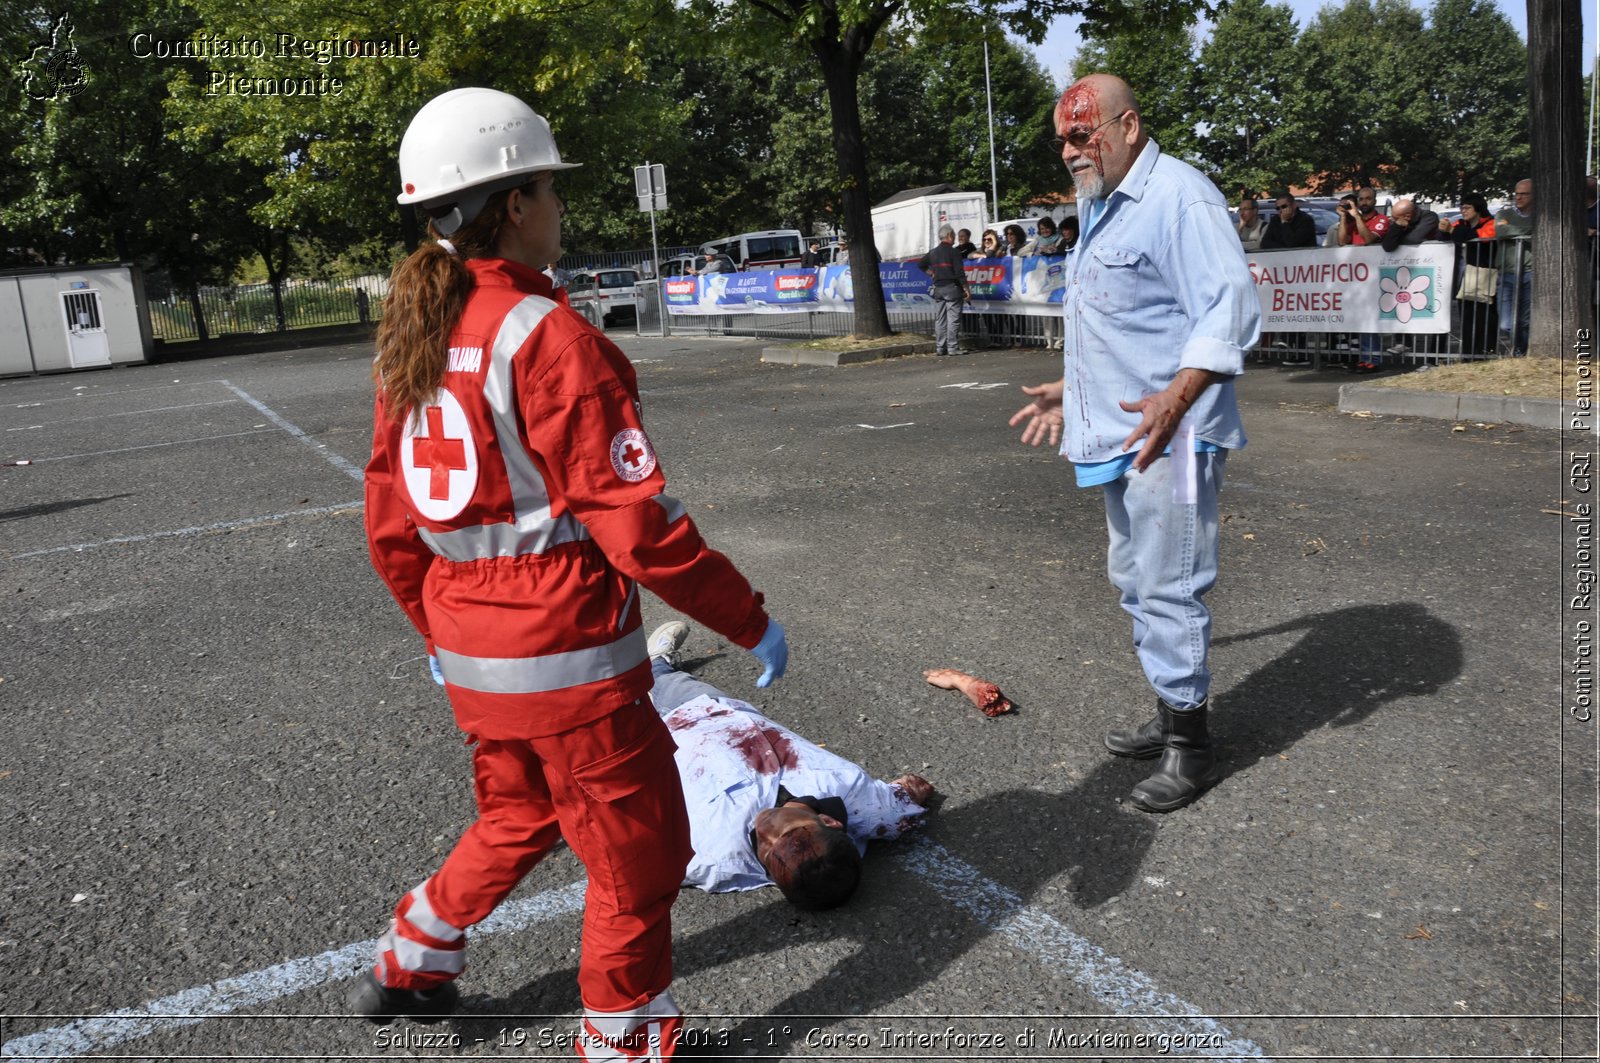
[732,725,800,774]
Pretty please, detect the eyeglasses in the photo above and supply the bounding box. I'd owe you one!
[1052,110,1131,151]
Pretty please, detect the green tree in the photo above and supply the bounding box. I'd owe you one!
[908,21,1064,218]
[1194,0,1312,200]
[1411,0,1527,200]
[1072,17,1203,166]
[1,1,266,271]
[1295,0,1431,195]
[691,0,1219,338]
[174,0,674,265]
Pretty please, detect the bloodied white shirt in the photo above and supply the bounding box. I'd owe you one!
[660,694,928,893]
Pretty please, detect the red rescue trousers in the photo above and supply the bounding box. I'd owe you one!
[373,699,692,1059]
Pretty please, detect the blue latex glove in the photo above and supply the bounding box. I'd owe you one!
[428,654,445,687]
[751,620,789,688]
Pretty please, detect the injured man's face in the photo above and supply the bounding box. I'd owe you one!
[751,800,861,910]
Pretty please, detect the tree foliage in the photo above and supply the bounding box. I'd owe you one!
[1410,0,1527,198]
[1072,16,1202,165]
[1194,0,1311,200]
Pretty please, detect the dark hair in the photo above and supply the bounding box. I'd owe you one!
[1271,189,1292,202]
[1003,224,1026,247]
[768,826,861,911]
[1459,193,1490,216]
[1036,216,1056,232]
[1061,216,1080,234]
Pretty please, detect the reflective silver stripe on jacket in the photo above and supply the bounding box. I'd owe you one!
[436,628,648,694]
[419,295,592,561]
[652,493,686,523]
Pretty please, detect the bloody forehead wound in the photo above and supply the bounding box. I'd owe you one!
[1056,84,1101,131]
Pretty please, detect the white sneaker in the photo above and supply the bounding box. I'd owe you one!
[647,621,689,666]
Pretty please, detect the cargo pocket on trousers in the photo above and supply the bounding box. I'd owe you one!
[569,715,689,906]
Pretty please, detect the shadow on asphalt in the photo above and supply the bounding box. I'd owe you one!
[452,604,1463,1049]
[1210,601,1465,774]
[0,493,132,523]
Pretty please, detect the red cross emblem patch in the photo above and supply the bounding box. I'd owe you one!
[400,388,478,521]
[609,428,656,483]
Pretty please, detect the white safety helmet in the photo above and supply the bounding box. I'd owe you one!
[397,87,580,236]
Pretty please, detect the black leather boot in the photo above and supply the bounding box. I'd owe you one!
[1129,699,1219,813]
[347,970,460,1024]
[1103,699,1167,759]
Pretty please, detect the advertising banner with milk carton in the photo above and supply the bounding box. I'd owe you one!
[664,258,1067,317]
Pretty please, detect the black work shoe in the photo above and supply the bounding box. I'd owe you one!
[1103,701,1166,759]
[347,970,460,1024]
[1128,699,1220,813]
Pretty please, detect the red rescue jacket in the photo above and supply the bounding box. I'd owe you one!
[365,259,769,738]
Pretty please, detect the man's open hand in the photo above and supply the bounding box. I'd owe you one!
[1008,379,1065,448]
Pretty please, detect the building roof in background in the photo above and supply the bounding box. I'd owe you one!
[874,184,966,208]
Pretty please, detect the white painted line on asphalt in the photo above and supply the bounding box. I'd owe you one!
[0,881,587,1060]
[45,399,242,424]
[938,381,1011,390]
[2,847,1266,1060]
[1,501,363,563]
[2,381,217,408]
[27,429,277,464]
[219,381,364,483]
[902,838,1266,1059]
[853,422,916,430]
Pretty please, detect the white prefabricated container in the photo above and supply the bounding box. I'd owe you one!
[871,192,989,261]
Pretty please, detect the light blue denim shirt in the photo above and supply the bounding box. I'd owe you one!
[1061,139,1260,468]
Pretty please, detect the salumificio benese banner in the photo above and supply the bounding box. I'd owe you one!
[1246,244,1456,334]
[662,257,1069,317]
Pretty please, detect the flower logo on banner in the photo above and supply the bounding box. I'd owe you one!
[1378,266,1435,323]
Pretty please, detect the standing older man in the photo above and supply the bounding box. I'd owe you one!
[919,223,972,356]
[1009,74,1260,813]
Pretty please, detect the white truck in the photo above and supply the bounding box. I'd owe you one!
[870,190,990,261]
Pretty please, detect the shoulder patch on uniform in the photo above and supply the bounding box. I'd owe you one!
[400,388,479,521]
[609,428,656,482]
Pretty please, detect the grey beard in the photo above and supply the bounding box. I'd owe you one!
[1071,168,1105,201]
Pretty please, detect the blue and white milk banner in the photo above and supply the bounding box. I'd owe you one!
[662,269,820,315]
[1246,244,1456,334]
[665,259,1068,317]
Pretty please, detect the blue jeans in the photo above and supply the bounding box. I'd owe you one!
[1103,451,1226,710]
[1497,270,1531,356]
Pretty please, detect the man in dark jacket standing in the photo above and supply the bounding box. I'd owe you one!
[918,224,972,356]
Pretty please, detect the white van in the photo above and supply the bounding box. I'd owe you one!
[699,230,804,271]
[567,268,640,327]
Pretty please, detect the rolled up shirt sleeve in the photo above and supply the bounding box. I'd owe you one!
[1165,201,1261,378]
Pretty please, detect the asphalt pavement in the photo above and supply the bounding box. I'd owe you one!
[1,333,1594,1060]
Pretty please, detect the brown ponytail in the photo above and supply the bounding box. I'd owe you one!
[373,189,519,423]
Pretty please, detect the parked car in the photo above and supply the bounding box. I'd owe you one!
[661,254,700,278]
[567,267,640,327]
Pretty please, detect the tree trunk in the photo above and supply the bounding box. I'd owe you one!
[815,33,890,339]
[266,229,290,332]
[1526,0,1592,357]
[186,282,208,343]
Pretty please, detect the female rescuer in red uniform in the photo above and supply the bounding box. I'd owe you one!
[350,87,790,1059]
